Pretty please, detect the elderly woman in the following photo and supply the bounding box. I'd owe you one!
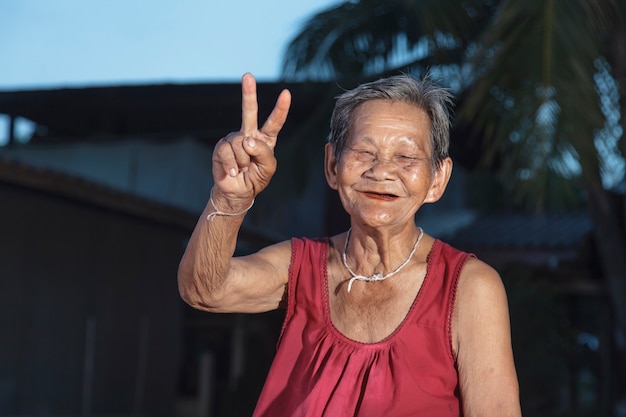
[178,73,522,417]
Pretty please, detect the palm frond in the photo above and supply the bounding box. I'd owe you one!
[458,0,615,208]
[280,0,492,81]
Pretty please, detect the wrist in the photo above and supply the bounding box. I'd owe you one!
[207,188,255,221]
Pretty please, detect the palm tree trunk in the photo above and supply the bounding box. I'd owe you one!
[584,180,626,414]
[607,17,626,410]
[612,22,626,161]
[584,183,626,336]
[605,10,626,332]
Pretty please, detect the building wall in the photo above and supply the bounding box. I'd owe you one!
[0,181,186,416]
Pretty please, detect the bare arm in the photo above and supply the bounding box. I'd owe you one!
[178,73,292,313]
[454,258,522,417]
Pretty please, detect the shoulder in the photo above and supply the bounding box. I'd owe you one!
[457,257,506,304]
[424,239,498,294]
[453,256,511,354]
[450,253,511,350]
[250,236,331,271]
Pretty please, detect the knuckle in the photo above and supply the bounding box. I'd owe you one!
[215,144,232,158]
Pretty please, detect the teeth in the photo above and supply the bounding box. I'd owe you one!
[367,192,396,198]
[362,191,397,198]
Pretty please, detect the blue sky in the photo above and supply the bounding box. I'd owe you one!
[0,0,339,90]
[2,1,623,187]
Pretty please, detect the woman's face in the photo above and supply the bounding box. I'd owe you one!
[325,99,452,229]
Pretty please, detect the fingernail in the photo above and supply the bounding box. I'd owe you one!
[229,168,238,177]
[246,137,256,148]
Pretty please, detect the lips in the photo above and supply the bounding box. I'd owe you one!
[362,191,398,201]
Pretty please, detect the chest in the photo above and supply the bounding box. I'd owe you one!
[327,261,426,343]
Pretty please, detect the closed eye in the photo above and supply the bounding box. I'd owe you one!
[396,155,418,161]
[346,147,376,162]
[394,155,422,168]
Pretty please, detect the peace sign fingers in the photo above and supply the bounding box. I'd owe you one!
[260,88,291,148]
[240,73,259,135]
[212,73,291,198]
[240,73,291,149]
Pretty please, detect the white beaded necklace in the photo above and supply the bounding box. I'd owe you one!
[342,227,424,293]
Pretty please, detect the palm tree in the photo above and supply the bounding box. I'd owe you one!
[281,0,626,412]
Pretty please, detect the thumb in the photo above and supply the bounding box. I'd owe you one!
[243,136,276,169]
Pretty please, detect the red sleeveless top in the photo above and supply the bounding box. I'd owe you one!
[252,237,471,417]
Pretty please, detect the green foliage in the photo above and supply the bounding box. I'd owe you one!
[280,0,626,212]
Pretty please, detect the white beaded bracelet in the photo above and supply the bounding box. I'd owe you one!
[206,188,255,221]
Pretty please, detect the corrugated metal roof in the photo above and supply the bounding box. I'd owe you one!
[445,212,592,250]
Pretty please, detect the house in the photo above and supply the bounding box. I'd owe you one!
[0,80,335,416]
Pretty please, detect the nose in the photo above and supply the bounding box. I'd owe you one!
[364,156,398,180]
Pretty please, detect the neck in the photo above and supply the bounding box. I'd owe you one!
[342,227,424,292]
[344,225,422,272]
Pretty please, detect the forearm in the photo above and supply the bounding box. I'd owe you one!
[178,72,290,311]
[177,191,252,310]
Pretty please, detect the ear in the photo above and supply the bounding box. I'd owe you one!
[425,157,453,203]
[324,143,338,190]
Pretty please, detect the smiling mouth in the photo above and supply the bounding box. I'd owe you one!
[362,191,398,201]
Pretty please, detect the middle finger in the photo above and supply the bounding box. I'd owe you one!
[240,73,259,135]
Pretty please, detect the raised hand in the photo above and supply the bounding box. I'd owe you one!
[212,73,291,207]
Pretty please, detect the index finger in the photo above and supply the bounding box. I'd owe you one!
[260,89,292,139]
[240,73,259,134]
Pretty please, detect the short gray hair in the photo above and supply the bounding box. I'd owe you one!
[327,73,454,170]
